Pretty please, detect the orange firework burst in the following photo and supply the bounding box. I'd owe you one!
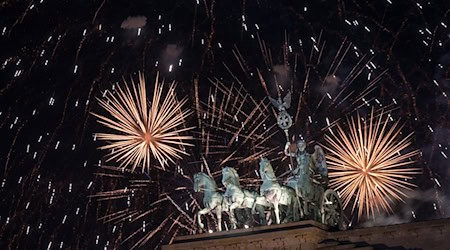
[324,109,421,219]
[92,72,194,172]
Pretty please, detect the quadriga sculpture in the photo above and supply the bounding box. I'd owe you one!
[193,143,344,232]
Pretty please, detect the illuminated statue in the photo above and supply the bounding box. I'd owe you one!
[269,91,293,137]
[258,157,301,224]
[284,139,321,217]
[222,167,272,227]
[284,139,328,189]
[193,173,227,231]
[194,140,343,232]
[284,139,341,225]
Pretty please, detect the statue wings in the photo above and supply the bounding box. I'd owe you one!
[269,90,291,111]
[312,145,328,186]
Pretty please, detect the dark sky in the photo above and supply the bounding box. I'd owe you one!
[0,0,449,249]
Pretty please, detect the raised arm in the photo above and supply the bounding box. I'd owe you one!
[284,141,296,157]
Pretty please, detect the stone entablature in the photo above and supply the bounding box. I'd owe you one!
[163,218,450,250]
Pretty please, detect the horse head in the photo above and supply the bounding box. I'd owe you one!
[193,173,203,192]
[193,172,217,192]
[259,157,276,181]
[222,167,240,187]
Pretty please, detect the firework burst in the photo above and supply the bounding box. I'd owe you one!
[324,109,421,219]
[197,79,280,167]
[92,72,194,172]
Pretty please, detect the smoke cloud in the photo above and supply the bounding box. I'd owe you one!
[359,189,449,228]
[120,16,147,29]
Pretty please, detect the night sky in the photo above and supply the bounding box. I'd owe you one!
[0,0,449,249]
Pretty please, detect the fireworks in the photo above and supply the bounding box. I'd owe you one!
[324,109,421,219]
[92,72,194,172]
[0,0,448,249]
[93,164,198,249]
[197,79,280,167]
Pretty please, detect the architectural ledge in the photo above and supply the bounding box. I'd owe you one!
[163,218,450,250]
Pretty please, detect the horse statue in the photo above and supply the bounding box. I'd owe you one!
[193,172,227,231]
[258,157,301,224]
[222,167,272,227]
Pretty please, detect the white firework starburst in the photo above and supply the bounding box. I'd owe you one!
[324,109,421,219]
[92,72,194,172]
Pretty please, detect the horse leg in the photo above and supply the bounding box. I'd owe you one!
[228,203,238,229]
[253,196,269,225]
[266,210,273,225]
[274,202,280,224]
[303,200,309,217]
[244,207,252,226]
[297,196,303,220]
[258,204,269,226]
[215,205,222,231]
[286,203,293,223]
[292,196,300,221]
[252,203,265,226]
[197,208,211,230]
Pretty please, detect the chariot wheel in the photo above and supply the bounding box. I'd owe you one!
[320,189,343,228]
